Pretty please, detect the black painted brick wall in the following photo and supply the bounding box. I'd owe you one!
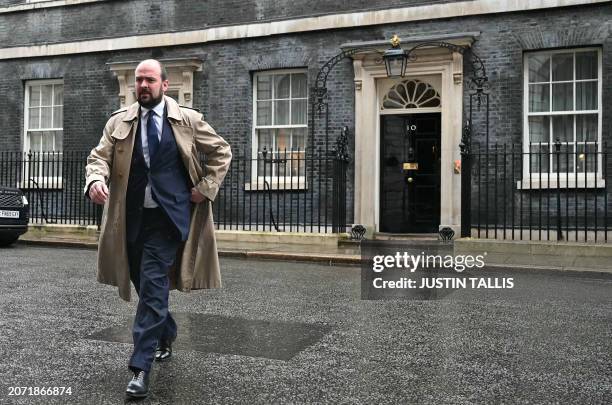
[0,3,611,228]
[0,0,23,7]
[1,0,463,47]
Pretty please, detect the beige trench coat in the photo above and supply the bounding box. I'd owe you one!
[84,96,232,302]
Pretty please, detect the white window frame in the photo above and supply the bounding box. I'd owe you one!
[23,79,64,189]
[249,68,308,191]
[520,47,603,189]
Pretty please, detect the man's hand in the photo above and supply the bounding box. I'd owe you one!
[190,187,207,203]
[89,181,109,205]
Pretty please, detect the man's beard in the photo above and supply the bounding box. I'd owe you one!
[137,91,163,108]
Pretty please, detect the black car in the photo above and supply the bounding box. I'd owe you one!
[0,187,29,246]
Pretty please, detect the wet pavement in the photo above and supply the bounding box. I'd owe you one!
[88,313,331,361]
[0,244,611,404]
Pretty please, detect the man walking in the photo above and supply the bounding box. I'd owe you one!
[85,59,231,398]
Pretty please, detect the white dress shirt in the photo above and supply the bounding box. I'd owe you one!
[139,98,165,208]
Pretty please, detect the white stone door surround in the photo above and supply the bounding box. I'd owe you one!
[348,34,477,236]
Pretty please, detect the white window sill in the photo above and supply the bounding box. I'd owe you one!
[517,177,605,190]
[244,178,308,191]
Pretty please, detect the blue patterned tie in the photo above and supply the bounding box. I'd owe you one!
[146,110,159,160]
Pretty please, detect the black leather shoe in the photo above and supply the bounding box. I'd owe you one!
[125,369,150,399]
[154,339,172,361]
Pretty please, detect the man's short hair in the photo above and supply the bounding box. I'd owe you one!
[159,62,168,81]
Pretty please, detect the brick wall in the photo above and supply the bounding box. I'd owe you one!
[0,3,610,227]
[1,0,461,47]
[0,0,23,7]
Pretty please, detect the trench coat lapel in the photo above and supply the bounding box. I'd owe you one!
[166,98,199,184]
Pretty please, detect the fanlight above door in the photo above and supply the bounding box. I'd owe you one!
[382,79,441,110]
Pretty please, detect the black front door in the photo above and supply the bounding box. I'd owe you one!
[380,113,441,233]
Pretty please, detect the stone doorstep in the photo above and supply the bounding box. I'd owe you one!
[17,238,362,265]
[22,225,349,246]
[454,238,612,273]
[20,226,612,272]
[19,225,360,265]
[27,224,99,238]
[20,224,360,265]
[215,230,345,246]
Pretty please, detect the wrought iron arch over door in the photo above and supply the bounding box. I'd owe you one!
[310,40,490,236]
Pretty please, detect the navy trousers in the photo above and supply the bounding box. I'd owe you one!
[127,208,181,372]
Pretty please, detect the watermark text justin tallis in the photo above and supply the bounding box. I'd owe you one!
[370,252,514,290]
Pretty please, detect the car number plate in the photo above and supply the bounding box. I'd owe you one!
[0,210,19,218]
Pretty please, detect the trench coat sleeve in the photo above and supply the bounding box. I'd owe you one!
[83,118,116,197]
[192,116,232,202]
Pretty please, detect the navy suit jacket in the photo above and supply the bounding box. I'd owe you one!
[126,109,192,243]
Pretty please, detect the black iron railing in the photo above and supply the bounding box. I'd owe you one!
[0,149,350,233]
[0,151,101,226]
[212,148,349,233]
[468,141,611,242]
